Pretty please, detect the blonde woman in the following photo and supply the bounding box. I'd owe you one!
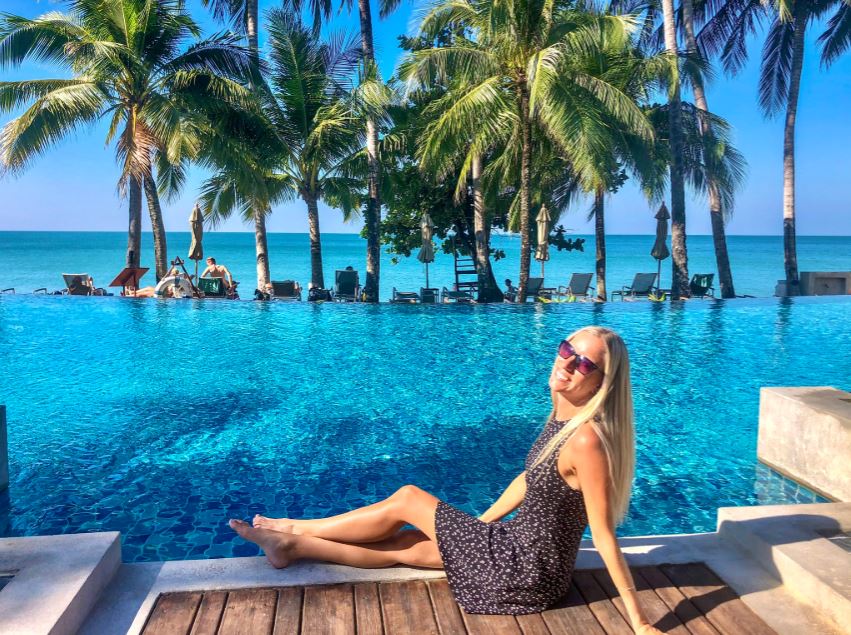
[230,327,663,634]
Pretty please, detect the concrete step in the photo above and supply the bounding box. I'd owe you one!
[717,502,851,633]
[0,532,121,635]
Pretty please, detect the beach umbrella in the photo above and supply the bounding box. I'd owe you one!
[188,203,204,283]
[535,205,551,278]
[651,203,670,290]
[417,212,436,288]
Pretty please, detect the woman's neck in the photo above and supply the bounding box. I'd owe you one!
[554,395,588,421]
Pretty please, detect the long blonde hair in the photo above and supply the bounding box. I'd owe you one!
[530,326,635,525]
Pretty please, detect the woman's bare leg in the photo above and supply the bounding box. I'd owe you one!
[252,485,440,543]
[229,521,443,569]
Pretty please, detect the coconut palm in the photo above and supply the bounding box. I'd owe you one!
[283,0,407,302]
[404,0,653,302]
[0,0,252,280]
[680,0,737,297]
[201,0,275,289]
[698,0,851,293]
[201,10,363,289]
[659,0,692,298]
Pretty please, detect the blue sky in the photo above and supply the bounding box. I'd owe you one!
[1,0,850,235]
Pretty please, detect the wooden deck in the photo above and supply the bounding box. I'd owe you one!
[141,563,776,634]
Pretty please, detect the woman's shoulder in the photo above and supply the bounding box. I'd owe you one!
[564,420,604,455]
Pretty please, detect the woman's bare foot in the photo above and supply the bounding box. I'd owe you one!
[252,514,302,534]
[229,519,297,568]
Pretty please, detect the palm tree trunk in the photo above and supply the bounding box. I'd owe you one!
[516,79,532,304]
[661,0,690,299]
[682,0,735,298]
[245,0,271,294]
[305,193,325,289]
[594,186,607,302]
[254,211,271,290]
[472,153,503,302]
[782,6,806,294]
[127,176,142,268]
[358,0,381,303]
[143,174,168,282]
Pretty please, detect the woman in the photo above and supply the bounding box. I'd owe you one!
[230,326,662,633]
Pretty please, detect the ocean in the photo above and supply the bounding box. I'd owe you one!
[1,231,850,299]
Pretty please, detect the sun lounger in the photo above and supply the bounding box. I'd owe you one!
[271,280,302,301]
[556,273,595,300]
[391,288,420,303]
[611,273,658,301]
[441,287,475,303]
[689,273,715,298]
[62,273,105,296]
[198,277,229,298]
[333,269,360,302]
[420,288,439,304]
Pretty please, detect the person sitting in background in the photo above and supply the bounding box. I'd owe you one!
[200,257,234,291]
[504,278,517,303]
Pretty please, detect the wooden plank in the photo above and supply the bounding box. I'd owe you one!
[354,582,383,635]
[636,568,718,635]
[591,568,690,635]
[218,588,277,635]
[303,584,355,635]
[380,580,439,634]
[189,591,228,635]
[462,612,522,635]
[541,586,605,635]
[426,579,468,635]
[143,592,202,635]
[660,564,775,635]
[273,587,303,635]
[573,571,632,635]
[515,612,551,635]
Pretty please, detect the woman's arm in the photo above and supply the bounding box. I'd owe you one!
[572,430,661,634]
[478,472,527,523]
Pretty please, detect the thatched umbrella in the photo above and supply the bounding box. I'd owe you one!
[534,205,551,278]
[651,203,671,289]
[417,212,436,288]
[188,203,204,284]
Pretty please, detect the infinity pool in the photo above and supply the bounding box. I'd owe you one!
[0,296,846,562]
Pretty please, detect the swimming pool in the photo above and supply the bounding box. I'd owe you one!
[0,296,846,562]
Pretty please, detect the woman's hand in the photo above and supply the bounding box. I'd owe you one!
[635,623,663,634]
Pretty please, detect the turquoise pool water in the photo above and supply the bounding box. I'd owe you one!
[0,296,846,562]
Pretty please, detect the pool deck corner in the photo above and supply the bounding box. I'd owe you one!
[0,531,121,635]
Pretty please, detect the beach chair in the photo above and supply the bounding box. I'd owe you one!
[689,273,715,298]
[515,277,545,302]
[391,288,420,304]
[198,277,228,298]
[556,273,595,300]
[611,273,658,301]
[333,269,360,302]
[62,273,95,296]
[271,280,302,301]
[441,287,475,303]
[420,288,439,304]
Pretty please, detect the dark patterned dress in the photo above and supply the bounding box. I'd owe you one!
[434,417,588,614]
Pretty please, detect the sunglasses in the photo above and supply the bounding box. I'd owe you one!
[557,339,603,376]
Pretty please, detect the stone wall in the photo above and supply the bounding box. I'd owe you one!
[758,387,851,501]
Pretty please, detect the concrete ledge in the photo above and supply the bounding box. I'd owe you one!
[79,530,841,635]
[0,532,121,635]
[758,387,851,501]
[718,502,851,633]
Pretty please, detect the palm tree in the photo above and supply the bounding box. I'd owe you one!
[0,0,251,280]
[201,10,362,289]
[202,0,274,289]
[660,0,691,298]
[698,0,851,293]
[405,0,652,302]
[680,0,737,298]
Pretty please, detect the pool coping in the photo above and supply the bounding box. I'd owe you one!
[78,527,841,635]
